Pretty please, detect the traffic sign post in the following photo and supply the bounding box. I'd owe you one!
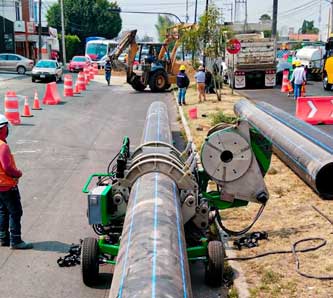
[226,39,241,94]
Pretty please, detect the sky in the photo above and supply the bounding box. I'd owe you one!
[43,0,330,41]
[115,0,330,40]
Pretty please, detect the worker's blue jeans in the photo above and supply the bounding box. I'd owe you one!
[294,84,302,99]
[178,87,187,105]
[105,71,111,85]
[0,187,23,245]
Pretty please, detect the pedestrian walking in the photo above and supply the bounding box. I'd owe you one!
[105,58,112,86]
[195,65,206,103]
[176,65,190,106]
[287,61,296,97]
[290,61,306,100]
[0,115,32,249]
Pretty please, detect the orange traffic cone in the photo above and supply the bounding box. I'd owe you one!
[280,70,289,93]
[73,78,80,94]
[4,91,21,125]
[32,89,42,110]
[21,96,33,117]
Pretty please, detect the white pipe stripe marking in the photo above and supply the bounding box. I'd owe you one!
[5,98,19,101]
[4,109,19,112]
[307,101,317,118]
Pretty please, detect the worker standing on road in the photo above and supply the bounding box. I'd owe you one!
[105,58,112,86]
[176,65,190,106]
[290,61,306,100]
[195,65,206,103]
[287,61,297,97]
[0,115,32,249]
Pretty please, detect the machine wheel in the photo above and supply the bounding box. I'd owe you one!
[31,77,36,83]
[17,66,26,74]
[205,241,225,287]
[131,77,146,91]
[149,70,168,92]
[81,237,99,286]
[323,76,332,91]
[165,83,171,90]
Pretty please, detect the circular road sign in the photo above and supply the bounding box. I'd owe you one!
[226,39,241,54]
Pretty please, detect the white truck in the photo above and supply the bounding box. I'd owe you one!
[295,46,325,80]
[225,33,276,89]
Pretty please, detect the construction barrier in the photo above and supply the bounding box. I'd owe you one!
[77,71,86,91]
[32,89,42,110]
[84,68,90,85]
[21,96,33,117]
[93,63,98,75]
[89,66,94,80]
[296,96,333,125]
[63,74,74,97]
[4,91,21,125]
[280,69,289,93]
[73,77,80,94]
[42,82,61,105]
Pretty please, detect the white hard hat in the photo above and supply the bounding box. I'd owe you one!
[0,114,9,128]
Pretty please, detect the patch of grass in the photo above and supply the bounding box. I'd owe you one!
[209,111,238,126]
[228,286,238,298]
[261,269,282,285]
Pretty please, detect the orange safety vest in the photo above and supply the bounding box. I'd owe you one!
[0,140,18,188]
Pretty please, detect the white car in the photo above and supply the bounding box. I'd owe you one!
[31,60,63,82]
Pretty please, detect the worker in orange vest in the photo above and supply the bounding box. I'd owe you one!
[0,115,32,249]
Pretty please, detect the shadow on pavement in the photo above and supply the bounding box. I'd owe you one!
[31,240,72,253]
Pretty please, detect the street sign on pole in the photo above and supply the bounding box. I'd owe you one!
[226,39,241,94]
[226,38,241,54]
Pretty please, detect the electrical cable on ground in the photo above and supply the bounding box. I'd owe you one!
[220,205,333,280]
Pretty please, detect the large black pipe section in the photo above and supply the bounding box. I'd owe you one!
[256,101,333,154]
[234,99,333,198]
[109,102,192,298]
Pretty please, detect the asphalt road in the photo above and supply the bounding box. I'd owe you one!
[237,81,333,135]
[0,75,223,298]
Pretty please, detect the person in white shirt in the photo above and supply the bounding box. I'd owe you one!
[290,61,306,100]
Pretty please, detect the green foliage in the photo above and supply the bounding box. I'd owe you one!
[300,20,319,34]
[155,15,175,42]
[182,4,227,60]
[263,30,272,38]
[209,111,237,126]
[47,0,122,43]
[58,34,81,61]
[260,14,271,21]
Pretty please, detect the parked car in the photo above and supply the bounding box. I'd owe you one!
[0,53,34,74]
[276,61,292,85]
[31,60,63,82]
[68,55,91,72]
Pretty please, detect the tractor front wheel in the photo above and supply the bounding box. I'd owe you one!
[205,241,225,287]
[149,70,168,92]
[81,237,99,286]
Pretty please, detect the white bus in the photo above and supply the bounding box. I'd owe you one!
[85,39,118,61]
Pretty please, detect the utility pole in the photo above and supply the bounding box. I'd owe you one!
[319,0,322,41]
[194,0,198,23]
[38,0,42,60]
[272,0,278,39]
[60,0,66,64]
[203,0,209,66]
[186,0,189,23]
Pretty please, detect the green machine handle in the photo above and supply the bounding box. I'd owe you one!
[82,173,115,194]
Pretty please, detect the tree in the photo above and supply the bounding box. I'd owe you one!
[46,0,122,43]
[259,14,271,22]
[300,20,319,34]
[155,15,175,42]
[58,34,81,61]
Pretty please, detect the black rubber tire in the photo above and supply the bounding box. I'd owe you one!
[149,70,168,92]
[205,241,225,287]
[17,66,26,74]
[323,77,332,91]
[81,237,99,286]
[131,77,146,91]
[31,77,36,83]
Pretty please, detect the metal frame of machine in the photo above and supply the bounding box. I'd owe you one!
[81,120,272,288]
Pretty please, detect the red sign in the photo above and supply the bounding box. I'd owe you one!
[296,96,333,125]
[226,39,241,54]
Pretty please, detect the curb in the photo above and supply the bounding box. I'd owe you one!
[172,90,250,298]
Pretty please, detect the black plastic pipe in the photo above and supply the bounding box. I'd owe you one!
[109,102,192,298]
[234,99,333,198]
